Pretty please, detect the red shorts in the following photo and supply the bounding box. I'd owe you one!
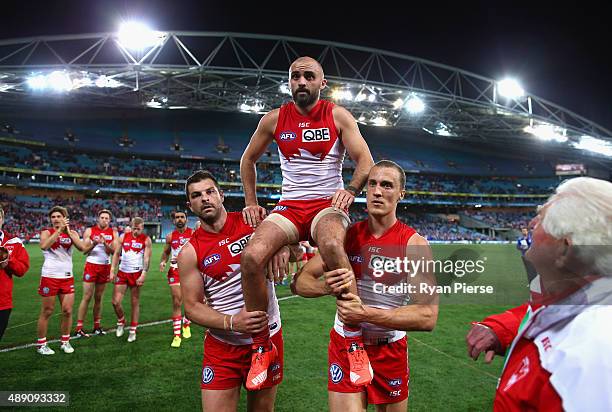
[328,329,409,404]
[83,262,111,284]
[201,329,284,390]
[115,271,142,287]
[38,277,75,297]
[271,198,348,242]
[167,267,180,286]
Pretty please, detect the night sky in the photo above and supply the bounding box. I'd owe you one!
[2,1,610,133]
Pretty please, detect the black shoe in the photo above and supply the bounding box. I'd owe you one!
[93,328,107,336]
[75,329,90,338]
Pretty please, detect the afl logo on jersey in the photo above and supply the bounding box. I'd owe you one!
[302,128,330,142]
[203,254,221,267]
[228,234,252,257]
[279,131,296,141]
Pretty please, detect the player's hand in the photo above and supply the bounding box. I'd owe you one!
[159,261,166,272]
[109,269,116,282]
[242,204,267,228]
[60,218,70,233]
[136,272,147,286]
[323,268,354,296]
[266,246,290,283]
[466,323,502,363]
[0,246,9,268]
[331,189,355,211]
[336,292,368,324]
[231,308,269,334]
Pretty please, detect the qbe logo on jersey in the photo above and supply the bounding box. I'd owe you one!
[302,128,330,142]
[228,234,252,257]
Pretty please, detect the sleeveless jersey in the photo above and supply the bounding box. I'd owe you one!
[334,219,417,341]
[273,100,345,200]
[119,232,148,273]
[189,212,281,345]
[86,225,115,265]
[41,228,74,278]
[170,227,194,269]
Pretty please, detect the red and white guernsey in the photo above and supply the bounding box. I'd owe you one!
[119,232,148,273]
[41,228,74,278]
[273,100,345,200]
[170,228,194,269]
[189,212,281,345]
[335,220,417,342]
[86,225,115,265]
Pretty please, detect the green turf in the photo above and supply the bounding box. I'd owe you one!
[1,244,529,411]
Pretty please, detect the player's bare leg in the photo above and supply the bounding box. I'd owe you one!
[112,283,127,337]
[127,286,140,342]
[92,282,107,334]
[246,386,278,412]
[36,295,56,354]
[314,213,373,387]
[240,220,289,390]
[170,284,184,347]
[76,282,94,336]
[58,293,75,353]
[375,400,408,412]
[328,391,367,412]
[201,388,240,412]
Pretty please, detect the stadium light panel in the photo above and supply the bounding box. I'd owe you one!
[393,98,403,110]
[48,71,73,92]
[27,74,47,90]
[331,88,353,101]
[95,75,122,88]
[117,21,165,51]
[367,93,376,102]
[524,124,567,143]
[371,116,388,127]
[572,136,612,157]
[405,95,425,114]
[497,78,525,99]
[279,83,291,95]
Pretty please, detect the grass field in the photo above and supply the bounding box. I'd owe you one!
[1,244,529,411]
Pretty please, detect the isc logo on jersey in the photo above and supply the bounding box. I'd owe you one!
[302,128,330,142]
[279,131,296,141]
[228,234,252,257]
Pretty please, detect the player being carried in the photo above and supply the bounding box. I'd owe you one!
[75,209,118,337]
[159,210,194,348]
[240,56,375,390]
[110,217,152,343]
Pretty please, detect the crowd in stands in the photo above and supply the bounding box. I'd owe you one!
[463,210,533,230]
[0,194,161,241]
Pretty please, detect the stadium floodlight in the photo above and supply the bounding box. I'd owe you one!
[524,123,567,143]
[404,95,425,114]
[367,93,376,102]
[48,71,73,92]
[393,98,403,110]
[572,135,612,157]
[27,74,47,90]
[371,116,388,127]
[435,122,455,136]
[331,88,353,101]
[95,75,122,88]
[497,78,525,99]
[117,21,165,51]
[279,83,291,95]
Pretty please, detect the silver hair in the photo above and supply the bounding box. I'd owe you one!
[542,177,612,276]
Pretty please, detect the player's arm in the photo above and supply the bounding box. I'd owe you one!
[159,233,172,272]
[239,109,278,228]
[81,227,96,255]
[178,243,268,333]
[68,229,87,252]
[2,241,29,277]
[137,237,153,285]
[337,234,438,331]
[332,106,375,210]
[110,234,124,276]
[39,229,61,251]
[292,253,353,298]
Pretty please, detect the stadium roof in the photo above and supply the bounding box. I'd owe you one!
[0,31,611,160]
